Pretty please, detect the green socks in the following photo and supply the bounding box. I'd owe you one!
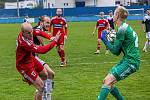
[110,86,124,100]
[98,85,110,100]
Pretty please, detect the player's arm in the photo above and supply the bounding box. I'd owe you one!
[33,30,51,40]
[31,40,57,54]
[92,21,98,35]
[64,23,68,39]
[24,31,60,54]
[106,39,122,55]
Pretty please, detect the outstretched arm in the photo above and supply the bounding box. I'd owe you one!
[33,30,51,40]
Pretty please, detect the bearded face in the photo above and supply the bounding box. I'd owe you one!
[56,8,63,17]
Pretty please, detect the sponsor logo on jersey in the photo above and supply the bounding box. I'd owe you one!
[54,24,63,28]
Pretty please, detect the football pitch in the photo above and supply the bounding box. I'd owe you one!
[0,21,150,100]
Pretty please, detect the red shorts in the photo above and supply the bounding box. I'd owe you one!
[16,57,44,85]
[57,34,65,45]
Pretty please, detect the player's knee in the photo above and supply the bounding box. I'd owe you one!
[47,70,55,79]
[44,64,55,79]
[103,74,116,88]
[59,45,64,50]
[43,72,48,80]
[40,71,48,80]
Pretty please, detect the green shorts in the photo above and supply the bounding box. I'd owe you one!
[109,60,139,81]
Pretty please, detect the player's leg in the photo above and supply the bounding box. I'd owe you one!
[98,61,138,100]
[35,56,55,100]
[98,73,124,100]
[21,68,46,100]
[95,32,101,54]
[35,56,55,79]
[44,64,55,99]
[57,35,66,67]
[58,44,67,67]
[143,32,150,52]
[33,76,45,100]
[34,57,50,100]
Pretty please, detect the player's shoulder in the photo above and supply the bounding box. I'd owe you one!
[33,29,41,34]
[118,23,129,33]
[97,19,107,22]
[61,17,67,22]
[51,16,57,20]
[104,19,108,22]
[144,15,150,20]
[97,19,101,22]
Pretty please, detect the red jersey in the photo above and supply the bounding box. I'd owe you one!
[50,16,67,36]
[96,19,109,33]
[16,32,56,70]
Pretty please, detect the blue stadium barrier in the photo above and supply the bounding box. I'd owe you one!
[0,18,24,23]
[0,6,149,17]
[0,15,143,23]
[0,5,149,23]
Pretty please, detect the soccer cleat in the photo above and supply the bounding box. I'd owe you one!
[105,50,109,55]
[60,61,67,67]
[94,50,100,54]
[143,49,147,52]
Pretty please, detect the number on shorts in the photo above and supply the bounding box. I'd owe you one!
[31,71,36,77]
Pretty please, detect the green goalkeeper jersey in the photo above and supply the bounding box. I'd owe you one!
[107,22,140,68]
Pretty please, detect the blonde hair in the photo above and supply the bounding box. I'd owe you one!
[116,6,129,20]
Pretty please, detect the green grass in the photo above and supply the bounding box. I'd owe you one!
[0,21,150,100]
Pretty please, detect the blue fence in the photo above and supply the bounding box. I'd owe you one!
[0,6,149,23]
[0,15,144,23]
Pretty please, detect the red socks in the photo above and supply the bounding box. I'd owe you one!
[58,50,65,62]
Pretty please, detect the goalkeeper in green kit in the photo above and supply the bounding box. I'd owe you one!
[97,6,140,100]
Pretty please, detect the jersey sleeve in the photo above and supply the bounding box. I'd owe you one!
[33,30,51,40]
[21,38,56,54]
[31,41,57,54]
[106,39,122,55]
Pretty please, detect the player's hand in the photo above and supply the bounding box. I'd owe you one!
[64,35,67,39]
[49,36,55,41]
[54,31,61,42]
[48,32,51,35]
[101,30,109,44]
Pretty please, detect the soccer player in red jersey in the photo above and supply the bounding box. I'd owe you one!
[92,12,110,54]
[49,8,68,67]
[16,22,60,100]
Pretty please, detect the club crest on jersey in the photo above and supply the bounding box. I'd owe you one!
[60,21,63,24]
